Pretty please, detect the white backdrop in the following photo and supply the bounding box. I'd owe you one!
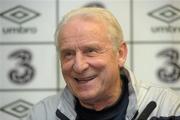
[0,0,180,119]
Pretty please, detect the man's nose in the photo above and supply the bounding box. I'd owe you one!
[73,52,89,73]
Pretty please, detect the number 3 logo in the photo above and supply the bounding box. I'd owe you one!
[157,48,180,83]
[8,49,35,84]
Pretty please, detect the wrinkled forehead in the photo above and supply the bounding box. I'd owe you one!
[63,15,108,31]
[58,17,113,50]
[59,16,109,40]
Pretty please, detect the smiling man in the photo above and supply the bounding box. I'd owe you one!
[28,7,180,120]
[59,13,126,112]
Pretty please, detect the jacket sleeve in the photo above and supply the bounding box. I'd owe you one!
[161,89,180,116]
[139,86,180,119]
[157,89,180,117]
[175,97,180,116]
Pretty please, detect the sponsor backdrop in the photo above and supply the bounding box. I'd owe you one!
[0,0,180,119]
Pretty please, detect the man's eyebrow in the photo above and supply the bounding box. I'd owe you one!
[60,48,73,52]
[82,43,99,48]
[60,48,74,53]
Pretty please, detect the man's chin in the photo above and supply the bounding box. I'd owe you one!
[77,93,99,103]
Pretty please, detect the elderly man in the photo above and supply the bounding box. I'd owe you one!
[28,7,180,120]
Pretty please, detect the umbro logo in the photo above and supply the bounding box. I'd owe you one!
[0,99,33,118]
[0,5,40,25]
[148,4,180,33]
[0,5,40,34]
[148,4,180,24]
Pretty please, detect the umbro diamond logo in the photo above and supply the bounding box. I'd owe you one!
[148,4,180,24]
[0,99,33,118]
[0,5,40,25]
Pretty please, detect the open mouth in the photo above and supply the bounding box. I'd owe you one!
[74,75,97,83]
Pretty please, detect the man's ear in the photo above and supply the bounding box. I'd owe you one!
[117,41,128,67]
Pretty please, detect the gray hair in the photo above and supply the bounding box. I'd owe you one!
[55,7,124,50]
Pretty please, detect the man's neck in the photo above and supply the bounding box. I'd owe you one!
[79,79,123,111]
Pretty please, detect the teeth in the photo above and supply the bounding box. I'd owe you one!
[74,76,95,82]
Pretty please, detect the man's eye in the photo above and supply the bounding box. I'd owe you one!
[85,48,96,53]
[87,48,95,53]
[62,51,74,59]
[85,48,98,56]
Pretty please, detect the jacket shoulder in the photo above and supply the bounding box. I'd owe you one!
[138,81,180,116]
[27,93,61,120]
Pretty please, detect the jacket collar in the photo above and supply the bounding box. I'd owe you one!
[56,67,139,120]
[56,87,77,120]
[122,67,139,120]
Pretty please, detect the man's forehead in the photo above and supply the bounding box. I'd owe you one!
[60,39,101,49]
